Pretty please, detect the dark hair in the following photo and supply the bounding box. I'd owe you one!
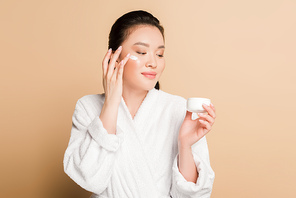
[108,10,164,90]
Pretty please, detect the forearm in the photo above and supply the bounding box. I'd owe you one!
[99,101,119,134]
[64,101,123,194]
[177,142,198,183]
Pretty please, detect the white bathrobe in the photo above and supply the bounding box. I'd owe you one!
[63,88,215,198]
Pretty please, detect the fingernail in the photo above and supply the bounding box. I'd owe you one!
[118,46,122,50]
[108,48,112,52]
[198,113,203,116]
[199,119,205,123]
[202,103,208,107]
[126,53,130,57]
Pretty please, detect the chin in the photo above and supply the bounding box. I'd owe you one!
[124,78,158,91]
[143,81,158,90]
[133,84,155,92]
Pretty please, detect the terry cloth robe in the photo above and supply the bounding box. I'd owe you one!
[63,88,215,198]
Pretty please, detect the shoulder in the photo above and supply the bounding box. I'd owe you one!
[78,93,105,105]
[75,93,105,115]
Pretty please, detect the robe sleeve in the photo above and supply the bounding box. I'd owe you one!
[170,136,215,198]
[63,99,124,194]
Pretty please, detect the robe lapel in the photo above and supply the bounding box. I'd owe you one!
[116,88,161,196]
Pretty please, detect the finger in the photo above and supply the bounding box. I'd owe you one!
[199,119,211,131]
[184,111,193,120]
[117,53,130,80]
[210,103,216,113]
[202,104,216,119]
[112,58,123,81]
[121,53,131,65]
[111,61,120,81]
[102,48,112,76]
[116,60,125,82]
[107,46,122,78]
[198,113,214,125]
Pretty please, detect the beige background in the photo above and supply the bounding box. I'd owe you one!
[1,0,295,197]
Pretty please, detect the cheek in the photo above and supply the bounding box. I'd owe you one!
[158,59,165,73]
[123,59,141,76]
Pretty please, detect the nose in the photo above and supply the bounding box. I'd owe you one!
[145,55,157,68]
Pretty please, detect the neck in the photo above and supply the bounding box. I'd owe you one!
[122,86,149,119]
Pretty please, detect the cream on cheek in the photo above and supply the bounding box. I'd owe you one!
[129,55,138,60]
[123,55,141,79]
[128,54,142,66]
[128,53,165,74]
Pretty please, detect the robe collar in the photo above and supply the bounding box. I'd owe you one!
[117,88,159,132]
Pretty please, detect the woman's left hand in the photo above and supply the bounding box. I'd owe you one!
[178,103,216,148]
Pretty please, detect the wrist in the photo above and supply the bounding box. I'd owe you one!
[178,141,192,151]
[99,101,120,135]
[104,97,121,107]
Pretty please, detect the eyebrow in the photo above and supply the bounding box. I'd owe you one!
[133,42,165,49]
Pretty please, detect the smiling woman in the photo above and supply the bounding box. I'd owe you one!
[63,10,216,198]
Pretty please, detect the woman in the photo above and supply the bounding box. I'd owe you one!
[63,10,216,198]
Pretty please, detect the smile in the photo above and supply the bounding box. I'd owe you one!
[141,72,157,79]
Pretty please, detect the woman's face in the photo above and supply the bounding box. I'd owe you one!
[119,25,165,91]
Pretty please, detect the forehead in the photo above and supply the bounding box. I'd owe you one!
[122,25,164,47]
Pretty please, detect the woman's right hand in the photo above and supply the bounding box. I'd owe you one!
[102,46,130,105]
[99,46,130,134]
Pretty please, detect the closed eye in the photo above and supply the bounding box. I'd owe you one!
[136,52,146,55]
[157,54,164,58]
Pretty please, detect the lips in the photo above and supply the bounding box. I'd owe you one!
[141,71,157,79]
